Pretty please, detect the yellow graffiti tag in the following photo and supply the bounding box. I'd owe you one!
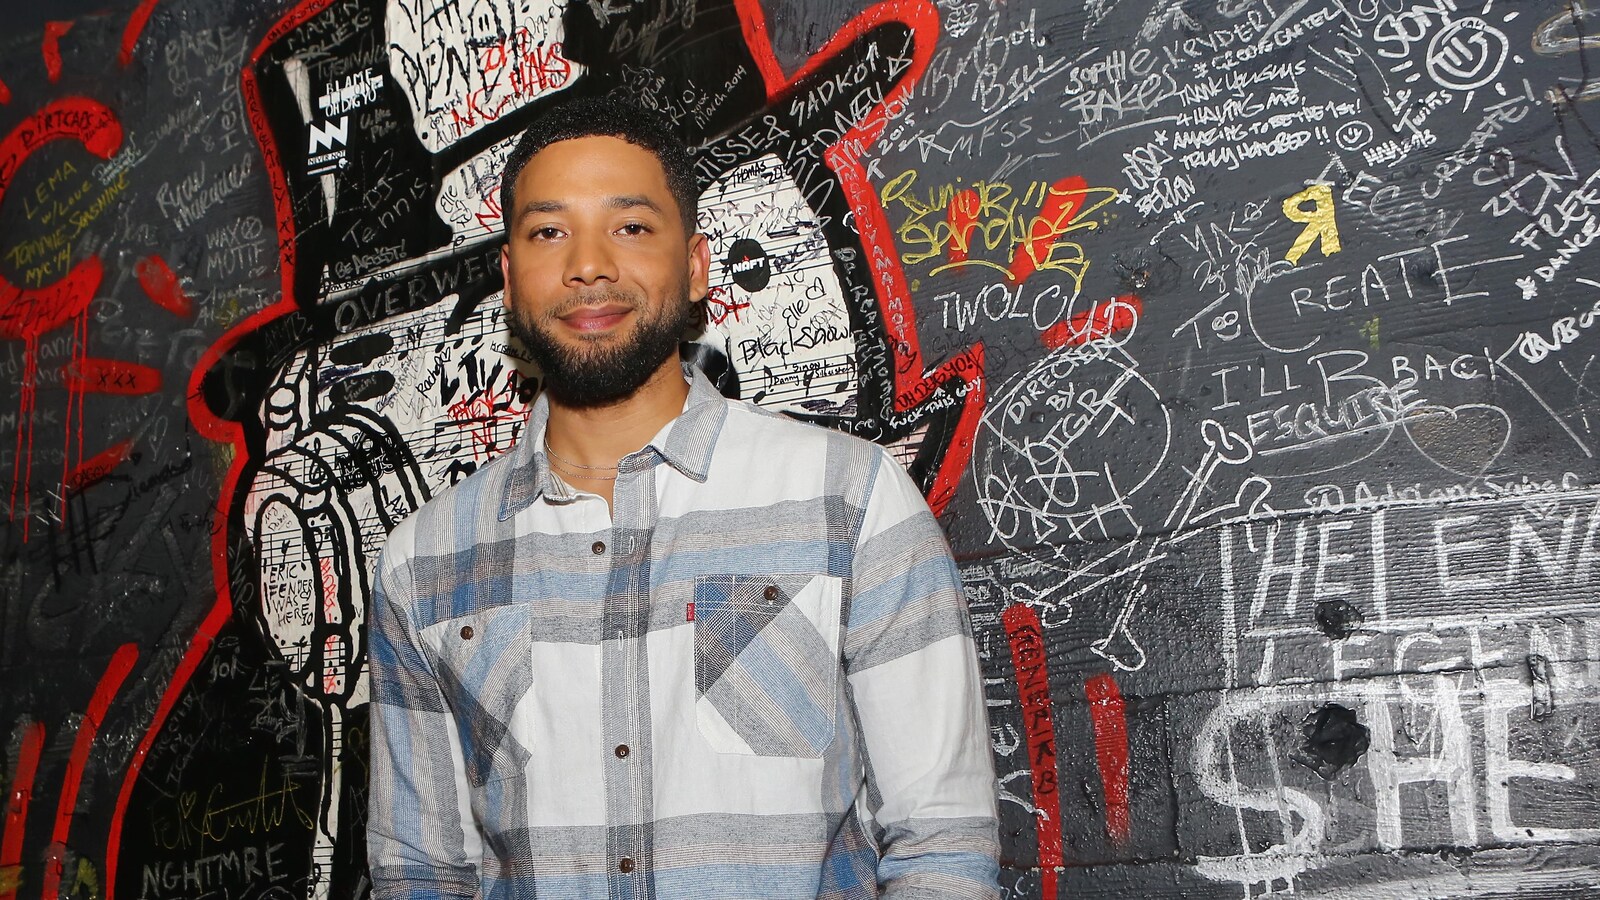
[880,169,1119,288]
[1283,183,1342,265]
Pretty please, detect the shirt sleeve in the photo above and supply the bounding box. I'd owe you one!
[844,449,1002,899]
[366,520,484,900]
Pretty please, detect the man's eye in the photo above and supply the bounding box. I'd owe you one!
[619,222,651,236]
[531,226,562,240]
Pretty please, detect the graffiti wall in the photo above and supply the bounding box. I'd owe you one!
[3,0,1600,896]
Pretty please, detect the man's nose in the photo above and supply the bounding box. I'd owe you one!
[564,231,618,286]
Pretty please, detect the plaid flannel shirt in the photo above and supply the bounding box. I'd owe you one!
[368,367,1000,899]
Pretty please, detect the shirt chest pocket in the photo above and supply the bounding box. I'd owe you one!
[693,573,843,758]
[430,603,534,787]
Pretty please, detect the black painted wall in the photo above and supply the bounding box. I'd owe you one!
[4,0,1600,898]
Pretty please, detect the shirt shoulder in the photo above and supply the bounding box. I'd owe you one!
[707,400,938,532]
[716,401,892,486]
[720,399,890,468]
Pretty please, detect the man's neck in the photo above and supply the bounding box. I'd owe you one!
[544,356,690,471]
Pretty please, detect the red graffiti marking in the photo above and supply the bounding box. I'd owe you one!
[319,556,339,620]
[473,191,503,232]
[732,0,786,101]
[104,603,227,899]
[735,0,984,515]
[705,286,751,325]
[64,358,162,395]
[1042,294,1142,350]
[119,0,164,67]
[42,22,73,84]
[111,1,342,890]
[1009,176,1088,284]
[239,0,339,319]
[1002,605,1062,900]
[64,314,88,498]
[1085,673,1132,849]
[944,188,981,266]
[451,33,573,139]
[0,77,11,106]
[322,636,343,695]
[0,96,123,539]
[134,255,193,318]
[40,643,137,900]
[0,722,46,900]
[64,439,133,494]
[448,369,530,460]
[0,99,120,335]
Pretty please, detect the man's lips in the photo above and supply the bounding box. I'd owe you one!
[558,303,632,332]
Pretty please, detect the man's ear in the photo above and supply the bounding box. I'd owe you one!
[500,243,512,310]
[688,232,711,303]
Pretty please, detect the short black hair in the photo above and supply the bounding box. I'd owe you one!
[499,95,698,235]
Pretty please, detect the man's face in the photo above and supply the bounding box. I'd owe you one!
[500,135,710,408]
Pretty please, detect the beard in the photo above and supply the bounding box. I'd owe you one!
[506,281,698,409]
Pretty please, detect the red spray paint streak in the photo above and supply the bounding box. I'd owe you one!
[63,313,88,518]
[10,333,34,539]
[0,97,123,540]
[730,0,787,100]
[734,0,986,516]
[0,722,46,900]
[60,269,183,504]
[42,22,73,83]
[1009,176,1088,284]
[0,77,11,105]
[1084,673,1132,849]
[1042,295,1142,350]
[1002,605,1062,900]
[63,358,163,396]
[103,601,228,899]
[108,1,340,892]
[119,0,164,67]
[39,644,137,900]
[64,440,133,494]
[134,256,193,318]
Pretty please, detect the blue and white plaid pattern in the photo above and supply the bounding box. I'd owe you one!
[367,367,1000,899]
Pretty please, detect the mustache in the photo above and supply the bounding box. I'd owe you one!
[545,288,639,318]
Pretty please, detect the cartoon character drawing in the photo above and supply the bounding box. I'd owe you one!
[187,1,970,894]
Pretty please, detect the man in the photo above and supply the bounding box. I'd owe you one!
[366,95,1000,899]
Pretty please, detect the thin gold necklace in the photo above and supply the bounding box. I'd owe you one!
[550,461,617,481]
[544,437,620,480]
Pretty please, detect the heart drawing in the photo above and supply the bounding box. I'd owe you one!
[1402,403,1513,479]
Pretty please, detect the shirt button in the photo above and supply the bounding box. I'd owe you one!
[764,584,780,602]
[618,857,634,874]
[614,744,630,758]
[459,625,474,640]
[592,540,606,555]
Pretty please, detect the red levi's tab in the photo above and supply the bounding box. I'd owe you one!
[686,602,695,622]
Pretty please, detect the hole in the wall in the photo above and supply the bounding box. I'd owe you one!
[1314,598,1365,640]
[1292,702,1370,780]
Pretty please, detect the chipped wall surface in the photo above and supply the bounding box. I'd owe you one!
[2,0,1600,897]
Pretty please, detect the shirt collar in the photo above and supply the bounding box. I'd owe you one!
[498,362,728,521]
